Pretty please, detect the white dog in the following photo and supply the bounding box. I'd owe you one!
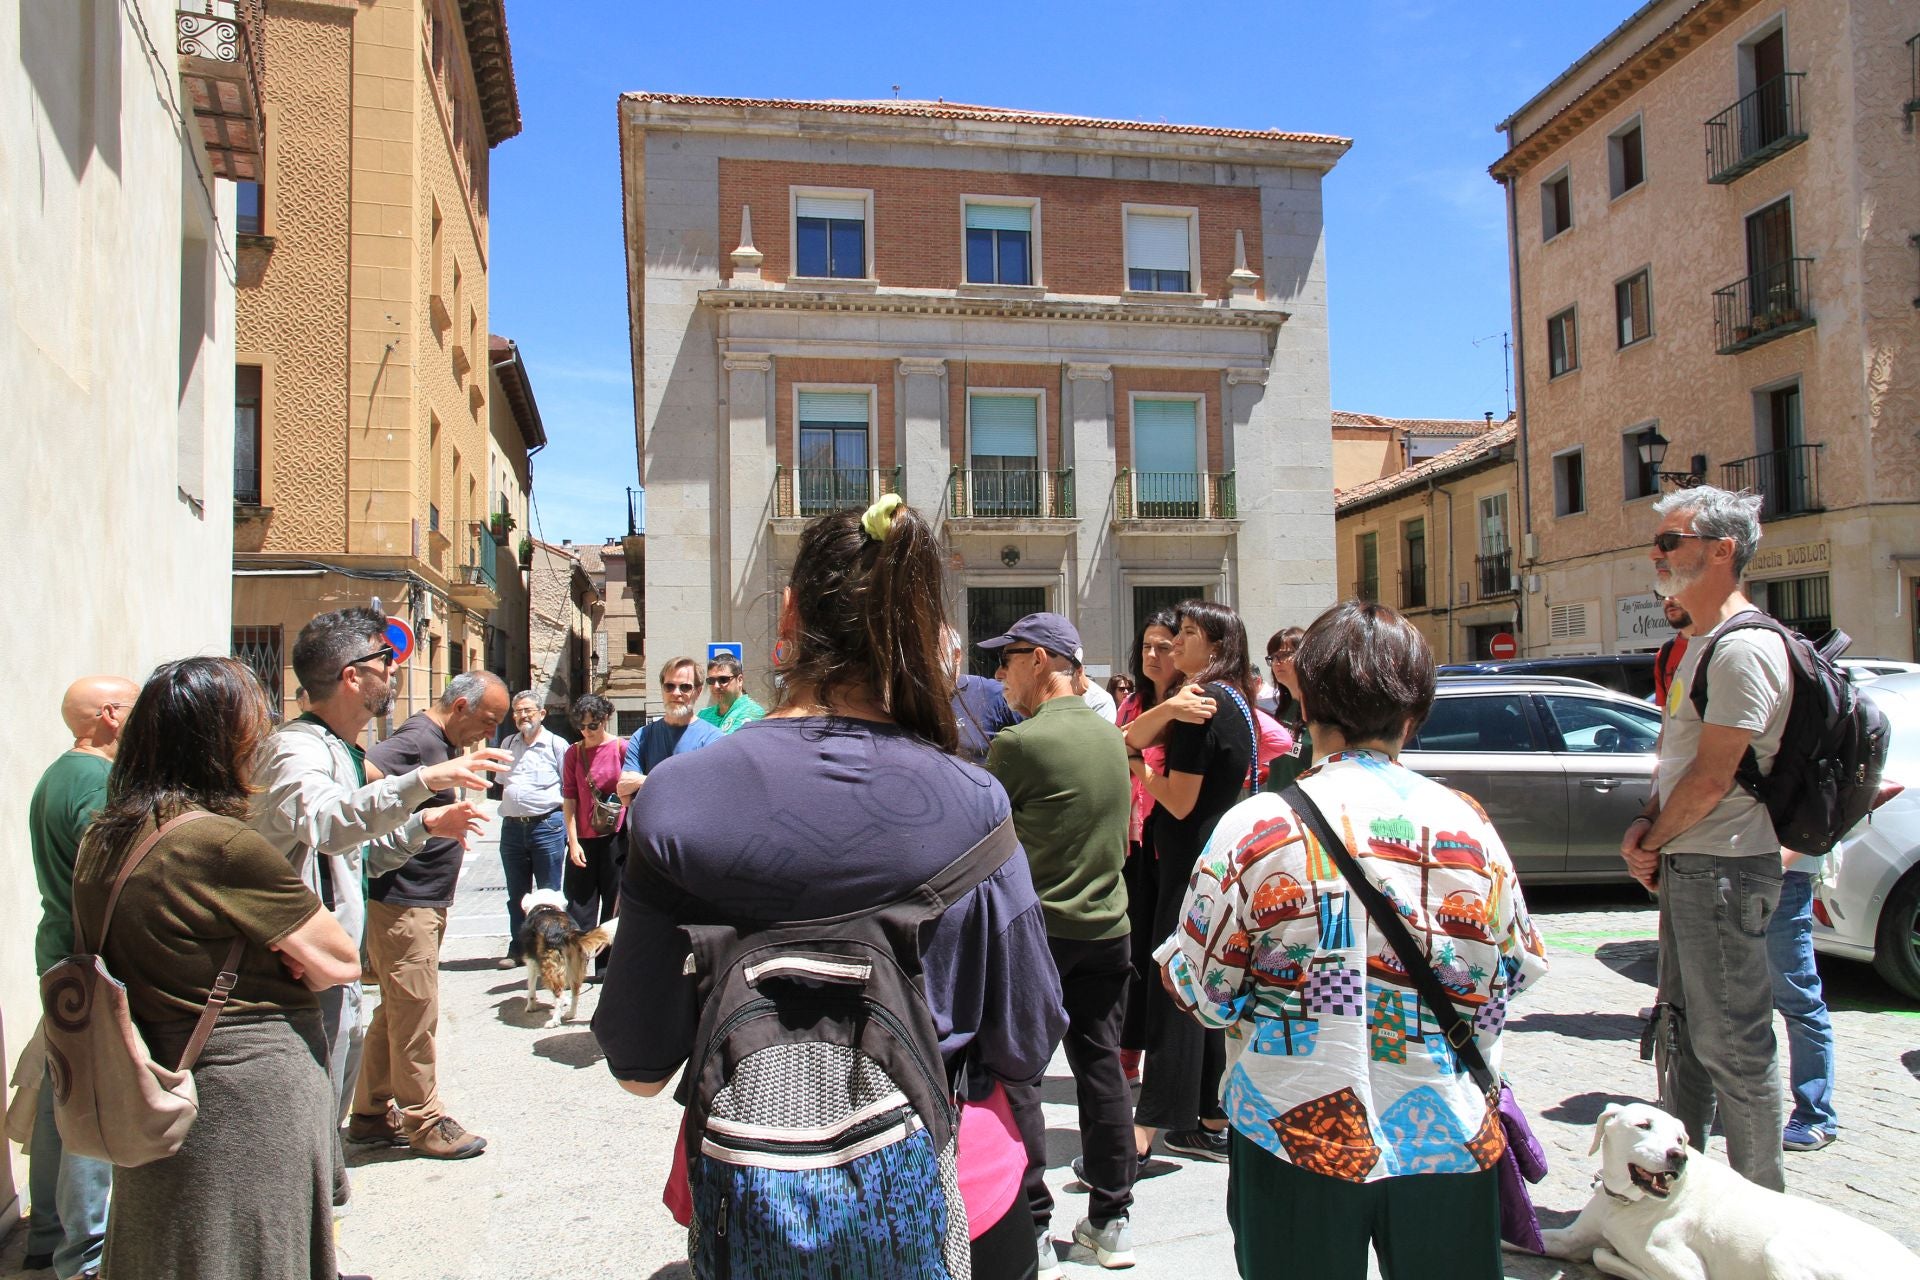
[1539,1102,1918,1280]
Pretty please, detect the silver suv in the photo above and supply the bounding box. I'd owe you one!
[1404,677,1658,883]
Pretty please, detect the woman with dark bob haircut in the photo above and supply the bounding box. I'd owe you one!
[70,657,361,1279]
[1157,602,1548,1280]
[595,497,1065,1279]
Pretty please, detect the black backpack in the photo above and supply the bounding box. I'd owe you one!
[1685,611,1890,855]
[650,818,1016,1280]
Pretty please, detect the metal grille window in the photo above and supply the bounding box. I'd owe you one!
[1547,308,1578,377]
[1616,270,1652,347]
[797,390,872,515]
[1131,585,1206,643]
[967,587,1048,677]
[795,194,867,279]
[1125,212,1192,292]
[968,394,1042,515]
[232,626,283,720]
[234,364,263,505]
[1760,574,1830,639]
[964,204,1032,285]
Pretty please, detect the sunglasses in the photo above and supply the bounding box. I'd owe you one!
[342,645,396,675]
[997,646,1038,661]
[577,718,606,729]
[708,675,735,687]
[1651,531,1716,553]
[663,681,701,693]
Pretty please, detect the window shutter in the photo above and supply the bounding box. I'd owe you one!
[964,203,1032,233]
[969,395,1039,457]
[795,194,866,222]
[1549,602,1592,642]
[797,390,870,425]
[1132,399,1198,472]
[1125,213,1191,272]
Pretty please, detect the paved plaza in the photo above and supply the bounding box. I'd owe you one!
[6,822,1916,1279]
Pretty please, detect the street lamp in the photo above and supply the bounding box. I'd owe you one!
[1636,427,1706,489]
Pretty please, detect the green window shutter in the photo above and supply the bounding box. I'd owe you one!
[964,203,1032,233]
[1125,213,1190,271]
[969,395,1039,457]
[1132,399,1198,473]
[798,390,871,425]
[795,194,866,221]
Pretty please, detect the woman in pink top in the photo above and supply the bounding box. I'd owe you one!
[559,692,626,940]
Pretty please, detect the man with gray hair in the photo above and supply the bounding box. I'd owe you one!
[353,669,511,1159]
[496,690,568,968]
[1623,485,1789,1190]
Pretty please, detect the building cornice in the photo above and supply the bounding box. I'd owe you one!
[457,0,522,146]
[697,287,1289,332]
[721,350,773,372]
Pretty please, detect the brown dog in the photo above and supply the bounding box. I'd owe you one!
[518,889,617,1028]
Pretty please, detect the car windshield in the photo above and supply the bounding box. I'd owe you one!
[1539,694,1660,754]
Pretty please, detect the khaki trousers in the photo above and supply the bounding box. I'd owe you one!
[352,901,447,1136]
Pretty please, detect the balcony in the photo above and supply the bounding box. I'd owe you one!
[1111,470,1236,530]
[1400,563,1428,610]
[948,468,1074,526]
[1721,444,1823,522]
[772,465,902,522]
[1477,547,1517,599]
[177,0,266,181]
[1713,258,1815,354]
[1705,73,1806,184]
[448,525,500,610]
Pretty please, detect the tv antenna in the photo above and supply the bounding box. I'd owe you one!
[1473,331,1512,417]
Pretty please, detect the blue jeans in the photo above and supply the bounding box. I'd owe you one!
[28,1064,112,1278]
[1767,869,1839,1133]
[500,810,566,958]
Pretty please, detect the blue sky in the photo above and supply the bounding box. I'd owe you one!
[490,0,1633,545]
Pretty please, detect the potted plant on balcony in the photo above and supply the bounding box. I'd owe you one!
[516,534,533,569]
[488,510,515,545]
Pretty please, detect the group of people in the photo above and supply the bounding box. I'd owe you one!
[14,479,1844,1280]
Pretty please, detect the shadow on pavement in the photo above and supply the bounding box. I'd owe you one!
[644,1265,691,1280]
[1540,1090,1646,1126]
[441,956,512,973]
[343,1139,415,1169]
[1594,939,1659,986]
[1504,1011,1647,1041]
[492,994,564,1029]
[1817,955,1920,1015]
[1904,1050,1920,1081]
[533,1029,605,1069]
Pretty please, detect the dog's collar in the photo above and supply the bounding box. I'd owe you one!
[1593,1171,1636,1204]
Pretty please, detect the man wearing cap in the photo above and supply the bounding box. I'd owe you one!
[980,613,1137,1274]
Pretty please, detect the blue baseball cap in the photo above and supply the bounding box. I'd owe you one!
[976,612,1084,664]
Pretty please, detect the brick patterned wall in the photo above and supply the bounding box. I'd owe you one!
[1112,367,1224,472]
[717,159,1263,301]
[772,358,898,473]
[943,362,1063,467]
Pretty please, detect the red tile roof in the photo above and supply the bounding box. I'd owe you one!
[1333,411,1511,438]
[622,93,1350,147]
[1336,422,1518,510]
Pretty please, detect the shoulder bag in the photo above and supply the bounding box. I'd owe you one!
[1281,782,1549,1252]
[1207,682,1262,795]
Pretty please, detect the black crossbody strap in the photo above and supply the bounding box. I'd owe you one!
[1281,783,1496,1097]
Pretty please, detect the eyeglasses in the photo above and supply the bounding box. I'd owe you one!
[1651,531,1716,553]
[708,675,735,687]
[577,718,606,729]
[1267,649,1296,665]
[341,645,396,676]
[663,681,700,693]
[997,646,1038,660]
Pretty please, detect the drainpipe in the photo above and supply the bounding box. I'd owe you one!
[1502,171,1535,654]
[1429,475,1456,664]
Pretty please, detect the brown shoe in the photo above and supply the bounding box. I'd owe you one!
[344,1104,407,1148]
[410,1116,487,1159]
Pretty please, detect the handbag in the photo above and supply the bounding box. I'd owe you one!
[39,810,247,1168]
[1281,783,1549,1252]
[589,783,623,834]
[4,1024,46,1146]
[1207,682,1263,796]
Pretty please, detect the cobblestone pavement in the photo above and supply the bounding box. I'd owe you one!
[5,836,1915,1279]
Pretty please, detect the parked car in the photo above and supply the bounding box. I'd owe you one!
[1403,677,1657,883]
[1812,673,1919,998]
[1438,654,1657,700]
[1838,657,1920,685]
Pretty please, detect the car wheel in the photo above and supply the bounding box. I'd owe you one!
[1871,867,1920,1002]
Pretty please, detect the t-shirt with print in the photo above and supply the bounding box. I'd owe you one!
[30,750,112,974]
[1150,684,1257,875]
[1657,617,1790,858]
[366,711,461,906]
[71,813,323,1026]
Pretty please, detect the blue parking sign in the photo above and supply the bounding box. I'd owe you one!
[708,642,743,664]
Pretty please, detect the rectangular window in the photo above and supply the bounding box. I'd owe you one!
[797,389,872,515]
[794,194,868,280]
[1125,211,1193,293]
[968,393,1041,516]
[236,181,264,236]
[1745,197,1796,317]
[1616,270,1652,347]
[1541,170,1572,240]
[1131,398,1200,516]
[1547,307,1578,377]
[1357,532,1379,601]
[1622,425,1659,500]
[1403,518,1427,608]
[1757,572,1829,638]
[625,631,643,657]
[1609,123,1645,197]
[963,203,1032,285]
[231,626,284,720]
[1555,449,1587,516]
[234,364,263,505]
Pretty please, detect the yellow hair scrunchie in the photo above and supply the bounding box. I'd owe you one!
[861,493,904,542]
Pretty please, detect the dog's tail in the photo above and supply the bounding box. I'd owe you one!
[580,915,620,957]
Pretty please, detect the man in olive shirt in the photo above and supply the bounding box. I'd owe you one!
[981,614,1136,1273]
[25,676,134,1278]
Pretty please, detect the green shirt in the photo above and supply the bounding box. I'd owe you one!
[698,694,767,735]
[985,695,1130,941]
[30,750,113,974]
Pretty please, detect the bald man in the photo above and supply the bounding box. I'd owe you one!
[24,676,135,1277]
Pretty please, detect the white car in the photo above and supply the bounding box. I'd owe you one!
[1838,657,1920,684]
[1812,673,1920,998]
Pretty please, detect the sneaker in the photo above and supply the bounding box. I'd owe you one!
[497,954,521,969]
[410,1116,488,1159]
[1782,1121,1836,1152]
[1072,1151,1176,1187]
[1073,1214,1136,1269]
[343,1103,407,1148]
[1036,1231,1064,1280]
[1162,1126,1229,1162]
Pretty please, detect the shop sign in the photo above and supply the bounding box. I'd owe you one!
[1746,539,1829,578]
[1616,593,1666,645]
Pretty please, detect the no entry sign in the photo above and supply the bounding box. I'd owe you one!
[1488,632,1518,660]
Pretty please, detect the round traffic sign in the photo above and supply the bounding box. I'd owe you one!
[1488,631,1518,660]
[384,616,416,664]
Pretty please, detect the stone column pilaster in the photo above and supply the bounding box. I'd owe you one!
[897,357,949,526]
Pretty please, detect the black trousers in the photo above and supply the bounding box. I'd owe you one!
[1007,933,1137,1229]
[971,1194,1039,1280]
[1134,834,1226,1132]
[1119,843,1157,1052]
[565,832,620,929]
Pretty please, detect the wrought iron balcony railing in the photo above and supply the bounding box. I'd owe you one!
[1721,444,1823,521]
[949,468,1074,519]
[464,524,499,591]
[177,0,266,181]
[1113,470,1236,521]
[773,465,903,519]
[1401,563,1428,609]
[1477,547,1516,599]
[1712,257,1815,354]
[1705,73,1806,184]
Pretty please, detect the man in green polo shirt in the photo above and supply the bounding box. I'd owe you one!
[25,676,134,1277]
[981,613,1136,1276]
[696,653,765,735]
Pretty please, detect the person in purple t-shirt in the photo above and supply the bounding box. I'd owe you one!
[594,498,1066,1280]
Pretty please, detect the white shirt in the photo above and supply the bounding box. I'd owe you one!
[499,728,567,817]
[1079,680,1119,723]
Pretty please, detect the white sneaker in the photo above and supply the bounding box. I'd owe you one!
[1074,1215,1136,1269]
[1037,1230,1065,1280]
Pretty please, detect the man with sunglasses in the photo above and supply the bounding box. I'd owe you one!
[617,656,721,796]
[1626,486,1791,1192]
[696,653,765,735]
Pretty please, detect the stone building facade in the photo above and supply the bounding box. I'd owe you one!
[229,0,523,718]
[1331,411,1506,493]
[618,95,1349,697]
[488,335,544,695]
[1493,0,1920,658]
[527,539,601,722]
